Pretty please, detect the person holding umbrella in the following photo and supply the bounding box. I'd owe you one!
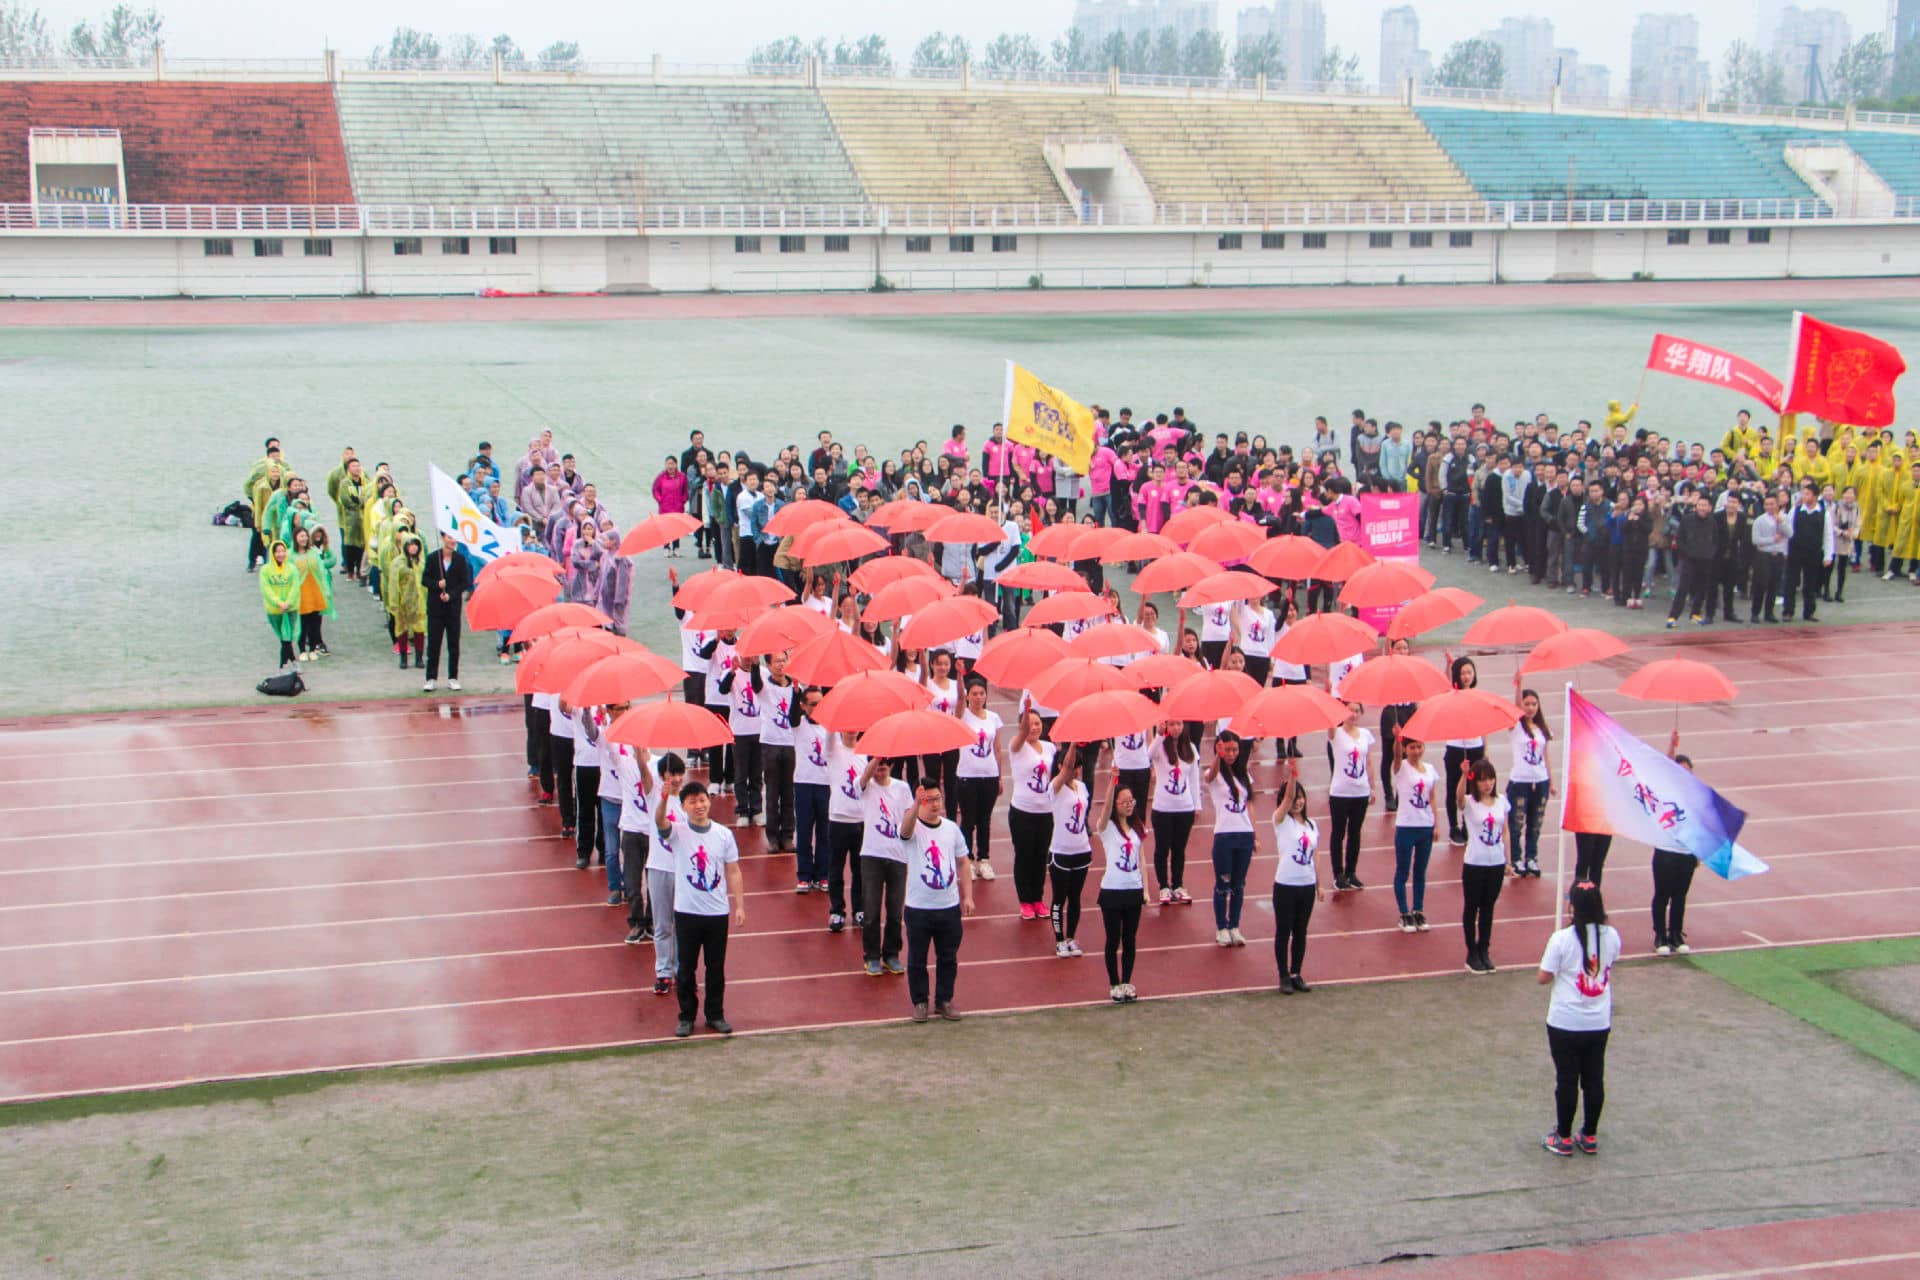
[422,531,471,693]
[1455,758,1513,973]
[1093,761,1156,1002]
[1151,717,1200,906]
[1270,759,1326,993]
[1203,731,1257,947]
[1441,655,1486,845]
[1391,734,1440,933]
[1652,729,1697,956]
[1326,700,1375,891]
[858,756,912,977]
[897,777,976,1023]
[1048,743,1095,958]
[1507,690,1552,878]
[1007,710,1057,922]
[653,780,745,1037]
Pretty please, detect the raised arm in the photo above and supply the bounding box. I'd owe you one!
[1050,743,1077,793]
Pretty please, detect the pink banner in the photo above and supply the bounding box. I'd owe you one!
[1357,492,1421,635]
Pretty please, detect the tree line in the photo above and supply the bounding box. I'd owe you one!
[365,28,582,72]
[1,2,161,60]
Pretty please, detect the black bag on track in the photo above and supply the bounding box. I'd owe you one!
[256,671,306,697]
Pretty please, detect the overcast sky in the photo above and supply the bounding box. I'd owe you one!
[39,1,1896,77]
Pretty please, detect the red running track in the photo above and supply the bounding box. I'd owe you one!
[1,623,1917,1103]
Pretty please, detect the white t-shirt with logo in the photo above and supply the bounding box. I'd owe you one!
[923,675,960,718]
[1114,726,1154,771]
[549,704,578,741]
[759,677,796,747]
[827,737,867,823]
[794,718,833,785]
[1010,740,1057,814]
[1328,727,1374,799]
[1098,821,1146,891]
[611,744,655,832]
[953,629,985,661]
[646,784,687,871]
[1508,724,1550,784]
[1540,924,1621,1032]
[1329,653,1365,698]
[705,641,737,708]
[1049,780,1093,855]
[1236,604,1276,658]
[1208,772,1255,834]
[678,623,711,675]
[1463,794,1511,866]
[1394,761,1440,829]
[664,820,739,916]
[904,817,970,910]
[957,709,1003,778]
[1153,751,1199,813]
[860,776,913,862]
[727,665,763,736]
[1272,814,1320,887]
[1200,603,1232,643]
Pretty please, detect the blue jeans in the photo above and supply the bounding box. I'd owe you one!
[1507,780,1548,865]
[1090,492,1111,526]
[1211,831,1256,930]
[599,798,624,895]
[1467,505,1484,560]
[795,782,830,883]
[1393,827,1434,914]
[1441,493,1468,549]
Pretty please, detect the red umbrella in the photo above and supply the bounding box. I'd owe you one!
[529,631,644,694]
[510,601,610,645]
[1187,521,1266,563]
[1387,587,1484,641]
[1126,652,1204,689]
[1130,551,1222,596]
[1099,531,1181,563]
[1051,690,1162,743]
[926,511,1009,544]
[1401,689,1524,742]
[850,555,940,595]
[996,561,1091,592]
[1066,526,1128,562]
[863,575,957,623]
[1522,628,1631,676]
[1464,599,1568,647]
[868,499,948,532]
[1338,561,1438,610]
[974,628,1072,687]
[1067,623,1163,660]
[619,513,701,557]
[1230,684,1351,738]
[608,697,734,751]
[857,708,977,758]
[1271,613,1378,665]
[1178,570,1278,609]
[1160,669,1263,720]
[564,649,686,706]
[467,570,560,631]
[670,568,748,610]
[1335,654,1450,705]
[734,605,834,658]
[898,596,999,649]
[1162,505,1233,544]
[477,551,563,585]
[785,630,888,686]
[1025,591,1119,628]
[1616,658,1739,704]
[690,577,797,631]
[514,627,616,695]
[766,499,846,538]
[1029,657,1134,707]
[1025,523,1087,561]
[812,670,932,731]
[1244,535,1324,580]
[1310,542,1377,582]
[798,522,890,566]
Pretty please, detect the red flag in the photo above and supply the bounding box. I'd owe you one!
[1783,312,1906,427]
[1646,333,1784,411]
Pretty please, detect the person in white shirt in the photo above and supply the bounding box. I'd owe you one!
[1325,702,1375,892]
[824,730,868,934]
[858,757,913,976]
[653,779,745,1037]
[1442,655,1487,845]
[1007,710,1057,920]
[1538,883,1620,1157]
[578,702,630,906]
[1235,597,1277,688]
[716,638,765,827]
[640,755,687,992]
[792,687,834,900]
[1151,719,1200,905]
[1456,758,1514,974]
[954,678,1005,880]
[1204,731,1258,948]
[1199,600,1234,670]
[699,630,737,794]
[609,735,659,944]
[1271,599,1310,759]
[898,777,977,1022]
[918,648,964,800]
[1093,761,1157,1003]
[1390,735,1440,933]
[1328,649,1366,701]
[1047,742,1096,956]
[758,653,799,857]
[1270,760,1327,994]
[1506,691,1553,877]
[548,698,582,841]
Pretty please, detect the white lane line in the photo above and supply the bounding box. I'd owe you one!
[1659,1251,1920,1280]
[1742,929,1776,945]
[0,803,542,844]
[0,750,525,787]
[0,773,534,814]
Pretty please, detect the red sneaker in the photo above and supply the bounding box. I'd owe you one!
[1577,1133,1598,1155]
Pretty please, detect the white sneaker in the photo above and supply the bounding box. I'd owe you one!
[975,862,996,881]
[1654,942,1672,956]
[1056,941,1073,958]
[449,679,462,691]
[1216,928,1232,947]
[1111,985,1125,1002]
[1229,928,1247,947]
[422,680,436,692]
[752,814,766,827]
[1065,939,1084,956]
[734,815,750,828]
[1489,563,1501,573]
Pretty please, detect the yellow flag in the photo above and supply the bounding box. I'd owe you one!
[1003,360,1097,475]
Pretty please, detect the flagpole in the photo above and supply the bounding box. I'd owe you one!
[1555,680,1572,931]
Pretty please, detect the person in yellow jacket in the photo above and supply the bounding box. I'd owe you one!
[364,481,398,599]
[1791,437,1832,489]
[389,533,429,670]
[1604,400,1637,432]
[1719,410,1756,460]
[1890,461,1920,581]
[1829,442,1860,497]
[259,539,302,670]
[1860,443,1892,567]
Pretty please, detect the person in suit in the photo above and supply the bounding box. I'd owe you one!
[422,531,472,692]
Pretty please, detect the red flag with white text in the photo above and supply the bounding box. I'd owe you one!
[1782,312,1906,427]
[1645,333,1784,411]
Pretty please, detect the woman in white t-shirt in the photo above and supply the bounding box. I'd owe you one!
[1442,655,1487,845]
[1047,743,1094,958]
[1390,734,1440,934]
[1235,596,1277,689]
[1506,689,1552,877]
[954,678,1004,881]
[1325,701,1375,892]
[918,648,963,799]
[1203,731,1258,948]
[1270,760,1326,994]
[1150,718,1199,906]
[802,572,835,618]
[1094,762,1157,1003]
[1007,710,1057,921]
[1198,600,1234,670]
[1456,757,1513,974]
[1538,883,1620,1157]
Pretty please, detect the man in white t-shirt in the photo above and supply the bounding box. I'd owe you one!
[858,757,913,978]
[792,687,834,897]
[899,777,977,1022]
[717,639,764,826]
[640,755,687,989]
[654,780,746,1037]
[758,653,799,852]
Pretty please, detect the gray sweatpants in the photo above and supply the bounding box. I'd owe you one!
[648,867,678,979]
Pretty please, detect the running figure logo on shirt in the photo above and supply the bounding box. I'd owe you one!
[873,798,900,840]
[770,692,791,731]
[1248,619,1266,643]
[686,843,724,893]
[1025,762,1048,795]
[1521,734,1543,767]
[1408,779,1430,810]
[838,765,859,803]
[737,683,758,718]
[1479,813,1501,846]
[1120,731,1146,752]
[1576,959,1612,998]
[1114,835,1138,873]
[968,729,992,759]
[1291,830,1315,866]
[1162,764,1186,798]
[1063,799,1087,835]
[920,840,955,890]
[1341,748,1366,780]
[806,733,828,769]
[1221,786,1247,816]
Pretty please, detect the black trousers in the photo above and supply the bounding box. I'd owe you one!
[920,749,960,805]
[1668,556,1712,620]
[1327,794,1369,881]
[675,911,730,1023]
[622,831,651,928]
[1008,808,1053,905]
[425,611,460,679]
[1547,1025,1609,1139]
[1242,655,1271,688]
[1049,853,1091,941]
[680,673,707,766]
[524,697,552,787]
[342,541,364,577]
[1151,810,1195,890]
[826,820,864,915]
[1573,832,1611,885]
[1750,556,1784,620]
[1272,882,1315,977]
[550,735,577,828]
[905,904,963,1006]
[574,766,601,862]
[762,743,795,846]
[1784,553,1823,619]
[730,734,762,818]
[1443,744,1484,838]
[1651,849,1698,944]
[1461,862,1504,954]
[860,856,907,962]
[1098,887,1142,985]
[956,776,998,863]
[298,612,325,651]
[1713,560,1742,619]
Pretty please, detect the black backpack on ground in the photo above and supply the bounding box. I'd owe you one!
[257,670,306,697]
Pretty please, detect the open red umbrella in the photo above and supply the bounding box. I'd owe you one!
[477,551,563,585]
[1051,690,1162,743]
[619,513,701,557]
[1244,535,1325,580]
[1338,561,1438,610]
[528,631,644,695]
[766,498,846,538]
[1160,669,1263,720]
[1099,531,1181,564]
[1271,613,1379,666]
[1126,652,1204,689]
[785,630,888,686]
[1067,623,1163,660]
[798,522,890,566]
[1030,657,1134,707]
[1025,591,1119,629]
[868,499,948,532]
[1401,689,1524,742]
[690,577,797,631]
[857,708,978,758]
[1464,599,1568,646]
[515,627,617,695]
[1522,628,1631,676]
[1162,505,1233,545]
[734,605,834,658]
[1025,523,1086,561]
[1334,655,1450,705]
[608,697,734,751]
[926,511,1008,544]
[467,570,560,631]
[1066,526,1127,562]
[899,596,999,649]
[996,561,1091,593]
[1387,587,1485,641]
[974,628,1072,687]
[863,575,957,623]
[1130,552,1222,596]
[1187,521,1266,564]
[1229,684,1352,739]
[1310,541,1377,582]
[564,649,687,707]
[850,555,940,595]
[812,670,932,731]
[1616,657,1739,704]
[671,568,756,611]
[509,601,610,645]
[1178,570,1278,610]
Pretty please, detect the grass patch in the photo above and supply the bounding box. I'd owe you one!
[1690,937,1920,1082]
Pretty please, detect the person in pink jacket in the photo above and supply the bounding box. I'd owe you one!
[1088,440,1121,527]
[650,456,691,557]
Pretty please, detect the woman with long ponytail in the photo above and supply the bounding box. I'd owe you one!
[1537,882,1621,1157]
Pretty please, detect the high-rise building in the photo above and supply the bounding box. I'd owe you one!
[1235,1,1325,86]
[1482,16,1557,97]
[1554,49,1611,103]
[1896,0,1920,55]
[1379,5,1430,89]
[1629,13,1710,108]
[1072,0,1221,47]
[1772,5,1852,101]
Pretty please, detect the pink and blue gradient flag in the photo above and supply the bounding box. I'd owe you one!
[1560,689,1768,880]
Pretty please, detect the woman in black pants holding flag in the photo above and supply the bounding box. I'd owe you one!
[1651,728,1698,955]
